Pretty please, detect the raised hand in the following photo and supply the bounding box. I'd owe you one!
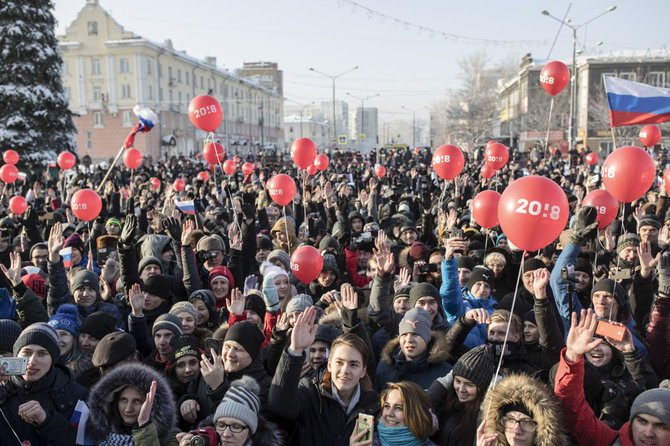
[137,380,156,427]
[181,219,196,246]
[275,311,290,332]
[465,308,491,325]
[637,241,658,278]
[129,283,144,317]
[444,236,467,260]
[200,348,225,390]
[475,420,497,446]
[226,288,246,316]
[47,222,64,263]
[565,309,602,362]
[340,283,358,311]
[119,214,137,247]
[394,267,411,292]
[374,230,395,277]
[532,268,550,299]
[0,252,22,286]
[228,223,242,251]
[289,306,318,354]
[243,275,259,296]
[163,216,183,242]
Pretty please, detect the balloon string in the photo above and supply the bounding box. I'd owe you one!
[609,202,625,321]
[302,169,308,239]
[544,97,555,153]
[485,250,526,421]
[225,184,241,235]
[283,205,292,253]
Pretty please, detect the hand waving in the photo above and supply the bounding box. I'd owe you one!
[289,306,318,354]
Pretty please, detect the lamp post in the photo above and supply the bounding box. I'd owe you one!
[401,105,428,149]
[542,6,616,151]
[309,66,359,144]
[346,92,380,149]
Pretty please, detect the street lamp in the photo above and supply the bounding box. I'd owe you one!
[309,66,359,144]
[401,105,428,149]
[346,92,380,148]
[542,6,616,151]
[577,40,604,56]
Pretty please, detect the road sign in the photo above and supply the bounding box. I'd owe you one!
[359,133,366,141]
[338,135,347,145]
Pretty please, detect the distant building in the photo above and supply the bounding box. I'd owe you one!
[284,116,331,149]
[239,62,283,96]
[58,0,284,162]
[350,107,379,151]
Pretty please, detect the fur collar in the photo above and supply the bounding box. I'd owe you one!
[380,331,450,366]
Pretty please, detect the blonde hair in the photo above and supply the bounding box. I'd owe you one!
[489,309,522,338]
[380,382,433,441]
[484,252,506,267]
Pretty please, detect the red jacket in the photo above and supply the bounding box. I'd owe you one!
[647,296,670,381]
[345,247,371,288]
[554,348,634,446]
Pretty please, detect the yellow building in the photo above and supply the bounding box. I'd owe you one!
[58,0,284,162]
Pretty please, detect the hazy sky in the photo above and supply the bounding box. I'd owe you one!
[53,0,670,123]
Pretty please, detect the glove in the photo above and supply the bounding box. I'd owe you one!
[244,275,259,296]
[163,217,182,242]
[125,196,135,214]
[242,192,257,220]
[119,214,136,247]
[262,274,280,312]
[657,250,670,295]
[569,206,599,246]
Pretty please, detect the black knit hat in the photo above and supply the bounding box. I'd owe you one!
[72,269,100,294]
[80,311,117,341]
[245,291,266,321]
[314,324,338,345]
[458,256,475,271]
[523,258,546,273]
[575,257,592,277]
[321,253,340,277]
[92,332,137,368]
[142,275,171,301]
[638,214,662,231]
[189,289,216,311]
[256,235,273,251]
[467,265,495,290]
[138,256,162,275]
[591,278,626,307]
[0,319,22,353]
[152,313,183,337]
[169,334,200,363]
[318,236,339,253]
[225,321,264,361]
[408,282,440,308]
[13,322,60,362]
[394,285,411,303]
[452,344,495,392]
[616,233,641,255]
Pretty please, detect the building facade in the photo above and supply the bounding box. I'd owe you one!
[284,116,331,149]
[350,107,379,151]
[58,0,284,162]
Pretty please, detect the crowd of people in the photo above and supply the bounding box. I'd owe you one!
[0,143,668,446]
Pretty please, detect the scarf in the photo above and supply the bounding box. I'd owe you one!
[100,432,134,446]
[377,423,423,446]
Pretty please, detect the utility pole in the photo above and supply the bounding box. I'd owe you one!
[309,66,359,144]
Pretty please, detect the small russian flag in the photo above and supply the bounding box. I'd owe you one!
[59,247,72,268]
[70,400,94,445]
[47,162,57,168]
[346,174,354,184]
[175,200,196,215]
[17,172,26,181]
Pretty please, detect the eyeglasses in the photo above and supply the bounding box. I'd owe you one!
[501,417,537,433]
[215,422,249,434]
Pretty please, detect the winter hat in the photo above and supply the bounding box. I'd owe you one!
[523,310,537,326]
[13,322,60,362]
[467,266,495,290]
[398,307,432,345]
[0,319,22,353]
[170,301,199,323]
[105,218,122,231]
[314,324,338,346]
[408,242,430,262]
[80,311,117,341]
[394,285,411,303]
[214,376,261,434]
[224,321,264,361]
[196,234,225,253]
[400,223,418,236]
[169,334,200,363]
[321,253,340,276]
[244,292,266,321]
[208,265,234,289]
[256,235,273,251]
[286,294,313,314]
[318,236,339,253]
[72,269,100,294]
[591,278,626,307]
[408,282,440,309]
[92,332,136,368]
[616,233,641,255]
[267,249,291,271]
[523,258,546,273]
[63,233,85,254]
[142,275,171,301]
[638,214,662,231]
[48,304,81,337]
[22,273,47,299]
[189,289,216,310]
[138,256,163,275]
[29,242,48,259]
[458,256,475,271]
[629,388,670,429]
[152,313,183,337]
[452,344,495,392]
[575,257,592,277]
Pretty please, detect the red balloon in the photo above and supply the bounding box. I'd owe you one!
[0,164,18,184]
[540,61,570,96]
[472,190,501,229]
[57,152,76,170]
[197,171,210,182]
[9,196,27,215]
[498,176,569,251]
[290,245,324,284]
[582,189,619,229]
[480,165,495,179]
[602,146,655,203]
[123,148,143,169]
[375,165,386,178]
[306,164,318,176]
[485,143,509,170]
[640,125,661,147]
[203,142,225,165]
[173,179,185,192]
[585,152,598,166]
[314,154,329,171]
[3,150,18,165]
[150,177,160,190]
[70,189,102,221]
[242,162,254,176]
[223,160,236,175]
[432,145,465,180]
[188,95,223,132]
[267,174,296,207]
[290,138,317,169]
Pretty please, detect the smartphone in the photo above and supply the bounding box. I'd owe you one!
[419,264,439,273]
[596,320,626,342]
[0,357,27,376]
[357,413,374,442]
[204,338,222,362]
[613,269,632,280]
[38,212,54,221]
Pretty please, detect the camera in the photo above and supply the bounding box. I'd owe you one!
[199,251,219,262]
[189,427,220,446]
[419,263,438,273]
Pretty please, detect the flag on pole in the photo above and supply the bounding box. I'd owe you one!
[59,247,72,268]
[70,400,94,445]
[604,76,670,127]
[175,200,196,215]
[17,172,26,181]
[47,162,57,168]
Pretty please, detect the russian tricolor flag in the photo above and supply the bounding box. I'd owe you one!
[59,247,72,268]
[605,76,670,127]
[17,172,26,181]
[70,400,94,445]
[175,200,196,215]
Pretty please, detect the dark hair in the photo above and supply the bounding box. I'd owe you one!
[330,333,369,366]
[437,380,482,445]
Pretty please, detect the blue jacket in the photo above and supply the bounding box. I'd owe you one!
[439,257,496,348]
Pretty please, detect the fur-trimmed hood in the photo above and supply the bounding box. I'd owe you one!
[86,363,176,444]
[481,373,568,446]
[198,413,283,446]
[380,331,450,366]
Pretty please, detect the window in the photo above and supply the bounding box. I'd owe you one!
[160,113,166,127]
[91,59,101,75]
[120,84,131,99]
[177,70,181,83]
[147,60,152,75]
[148,85,153,100]
[647,72,666,87]
[122,111,133,127]
[87,21,98,35]
[186,72,190,85]
[200,76,203,88]
[93,112,104,127]
[179,116,183,129]
[619,72,636,82]
[62,61,70,76]
[92,86,102,101]
[158,63,162,78]
[159,87,164,101]
[207,79,211,90]
[168,67,172,82]
[169,90,173,104]
[601,72,616,88]
[178,91,182,105]
[119,58,130,74]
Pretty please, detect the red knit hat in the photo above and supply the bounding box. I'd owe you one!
[22,273,47,299]
[208,265,234,289]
